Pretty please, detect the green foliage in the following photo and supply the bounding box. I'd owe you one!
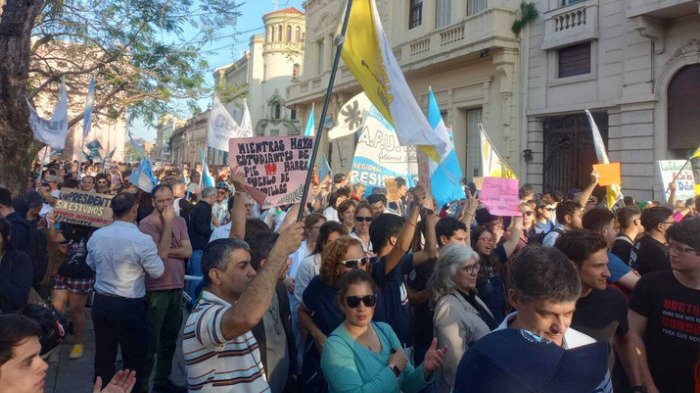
[511,2,539,37]
[28,0,242,127]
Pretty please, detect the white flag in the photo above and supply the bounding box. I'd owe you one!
[479,124,516,179]
[328,92,372,140]
[239,100,253,137]
[207,96,244,151]
[28,79,68,149]
[585,109,623,209]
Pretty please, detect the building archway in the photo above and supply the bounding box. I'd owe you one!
[667,64,700,154]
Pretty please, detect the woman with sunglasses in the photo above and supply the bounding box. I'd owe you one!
[507,202,537,264]
[322,269,446,393]
[430,244,497,393]
[534,198,556,234]
[298,236,370,393]
[94,173,113,195]
[350,202,373,254]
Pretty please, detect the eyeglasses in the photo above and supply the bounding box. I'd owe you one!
[669,242,697,254]
[464,263,480,274]
[546,207,556,212]
[217,191,227,195]
[97,181,107,185]
[522,211,533,216]
[339,256,370,269]
[345,295,377,308]
[355,216,373,222]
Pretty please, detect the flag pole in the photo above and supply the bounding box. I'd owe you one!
[296,0,353,222]
[35,146,49,191]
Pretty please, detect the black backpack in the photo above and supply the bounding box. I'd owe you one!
[527,227,565,245]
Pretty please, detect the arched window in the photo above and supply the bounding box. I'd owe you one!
[295,26,301,42]
[278,25,283,41]
[286,25,292,42]
[275,104,281,119]
[668,64,700,150]
[292,63,300,79]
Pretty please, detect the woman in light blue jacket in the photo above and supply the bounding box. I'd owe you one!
[321,269,446,393]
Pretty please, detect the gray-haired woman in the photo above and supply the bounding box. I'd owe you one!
[429,243,498,393]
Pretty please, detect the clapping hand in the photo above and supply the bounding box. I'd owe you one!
[93,369,136,393]
[422,338,447,379]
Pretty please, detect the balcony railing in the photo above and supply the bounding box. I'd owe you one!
[541,0,599,50]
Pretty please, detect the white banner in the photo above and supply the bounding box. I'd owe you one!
[350,105,417,195]
[28,79,68,149]
[207,96,249,151]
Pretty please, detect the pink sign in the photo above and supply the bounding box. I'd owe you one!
[480,177,521,216]
[229,136,314,209]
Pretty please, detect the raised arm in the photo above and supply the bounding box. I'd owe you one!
[501,215,523,257]
[156,205,175,261]
[220,222,304,340]
[384,186,426,274]
[228,168,247,239]
[577,169,600,207]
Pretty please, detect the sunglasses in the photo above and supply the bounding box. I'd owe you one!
[546,207,556,212]
[345,295,377,308]
[97,181,107,185]
[522,211,533,216]
[217,190,227,195]
[340,256,370,269]
[355,216,373,222]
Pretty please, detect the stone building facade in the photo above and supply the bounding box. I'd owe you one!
[287,0,523,178]
[214,7,306,137]
[521,0,700,200]
[171,110,210,167]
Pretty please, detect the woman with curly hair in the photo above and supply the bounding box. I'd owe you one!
[298,236,372,393]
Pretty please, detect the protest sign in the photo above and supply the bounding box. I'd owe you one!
[593,163,621,186]
[384,178,400,202]
[54,188,113,227]
[480,177,520,216]
[230,136,314,209]
[416,148,435,208]
[350,105,418,196]
[657,160,696,202]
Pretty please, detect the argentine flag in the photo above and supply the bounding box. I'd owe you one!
[427,90,465,208]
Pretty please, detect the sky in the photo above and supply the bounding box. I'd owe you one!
[127,0,306,143]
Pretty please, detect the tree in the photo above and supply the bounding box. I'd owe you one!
[0,0,240,194]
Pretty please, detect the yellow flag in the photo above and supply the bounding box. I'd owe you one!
[479,124,517,179]
[692,146,700,196]
[342,0,450,162]
[585,109,623,209]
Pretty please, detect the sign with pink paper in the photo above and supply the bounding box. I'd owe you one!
[230,136,314,209]
[480,177,521,216]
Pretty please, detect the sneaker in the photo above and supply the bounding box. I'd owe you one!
[152,380,187,393]
[68,344,83,359]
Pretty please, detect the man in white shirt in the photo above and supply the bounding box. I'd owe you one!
[87,192,165,392]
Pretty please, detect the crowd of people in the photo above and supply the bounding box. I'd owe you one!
[0,157,698,393]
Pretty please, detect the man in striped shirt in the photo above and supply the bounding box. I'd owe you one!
[183,222,304,392]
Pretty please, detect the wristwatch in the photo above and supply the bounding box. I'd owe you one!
[388,363,401,378]
[630,386,647,393]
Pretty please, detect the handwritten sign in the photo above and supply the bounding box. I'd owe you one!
[593,163,621,186]
[480,177,520,216]
[230,136,314,209]
[54,188,113,227]
[657,160,696,203]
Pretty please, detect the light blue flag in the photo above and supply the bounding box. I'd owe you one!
[427,90,465,208]
[304,103,315,137]
[128,133,146,158]
[200,148,215,188]
[83,74,95,137]
[320,153,331,182]
[129,158,158,192]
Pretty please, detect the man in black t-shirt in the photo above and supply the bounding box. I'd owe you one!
[612,206,643,264]
[627,218,700,393]
[628,206,673,275]
[557,230,637,391]
[369,186,437,358]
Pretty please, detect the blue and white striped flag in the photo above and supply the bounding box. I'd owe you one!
[200,148,215,188]
[83,74,95,137]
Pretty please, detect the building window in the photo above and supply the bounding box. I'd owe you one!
[292,63,300,79]
[668,64,700,150]
[275,104,281,119]
[270,26,275,42]
[409,0,422,29]
[295,26,301,42]
[562,0,585,6]
[436,0,451,28]
[278,24,283,41]
[558,42,591,78]
[467,0,487,15]
[317,40,324,75]
[270,129,280,136]
[291,109,297,120]
[286,25,292,42]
